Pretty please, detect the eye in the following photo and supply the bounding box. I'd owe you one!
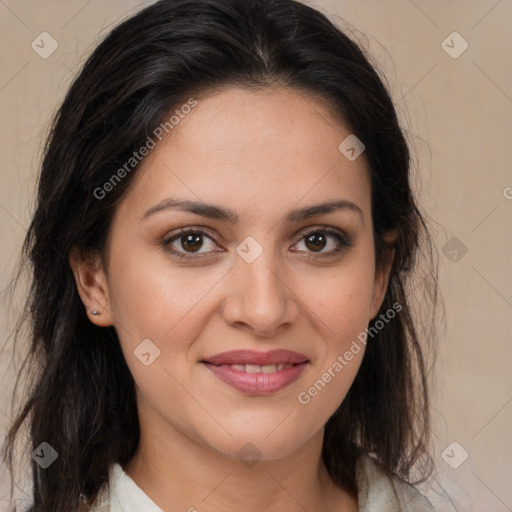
[163,227,222,260]
[291,227,352,258]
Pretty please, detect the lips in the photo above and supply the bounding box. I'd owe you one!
[201,349,309,395]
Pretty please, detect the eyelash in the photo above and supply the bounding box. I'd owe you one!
[162,226,352,261]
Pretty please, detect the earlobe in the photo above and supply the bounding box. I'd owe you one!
[68,248,114,327]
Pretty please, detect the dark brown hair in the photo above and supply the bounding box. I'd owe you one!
[2,0,439,510]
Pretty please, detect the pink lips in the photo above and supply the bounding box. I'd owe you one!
[201,349,309,395]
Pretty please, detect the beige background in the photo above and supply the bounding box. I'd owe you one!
[1,0,511,510]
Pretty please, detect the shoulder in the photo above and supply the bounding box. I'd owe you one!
[355,453,435,512]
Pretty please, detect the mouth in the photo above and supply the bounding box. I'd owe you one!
[205,362,298,373]
[201,349,309,366]
[201,349,309,395]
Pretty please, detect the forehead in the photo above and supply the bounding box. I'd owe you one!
[167,86,355,166]
[116,86,372,225]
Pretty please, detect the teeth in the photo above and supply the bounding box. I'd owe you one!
[227,363,294,373]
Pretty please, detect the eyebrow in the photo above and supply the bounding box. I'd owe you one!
[141,197,363,224]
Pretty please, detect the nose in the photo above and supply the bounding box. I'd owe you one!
[221,250,299,338]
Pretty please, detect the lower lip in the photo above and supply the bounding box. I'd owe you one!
[203,362,309,395]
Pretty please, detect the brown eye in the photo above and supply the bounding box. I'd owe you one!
[163,228,220,260]
[292,228,352,257]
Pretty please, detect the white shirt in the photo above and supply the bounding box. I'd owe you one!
[90,454,435,511]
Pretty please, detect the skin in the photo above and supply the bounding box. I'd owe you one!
[70,86,396,512]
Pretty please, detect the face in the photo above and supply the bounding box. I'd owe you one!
[71,86,394,462]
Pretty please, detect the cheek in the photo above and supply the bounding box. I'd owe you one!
[304,260,376,345]
[106,243,219,342]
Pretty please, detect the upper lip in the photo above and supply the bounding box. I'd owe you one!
[201,349,309,366]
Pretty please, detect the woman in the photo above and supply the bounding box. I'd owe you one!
[2,0,439,510]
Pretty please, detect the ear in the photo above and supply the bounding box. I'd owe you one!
[68,247,114,327]
[369,230,397,320]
